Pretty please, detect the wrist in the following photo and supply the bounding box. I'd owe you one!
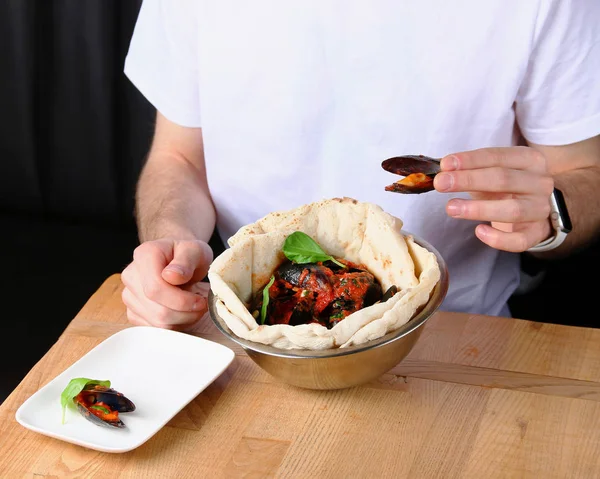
[527,188,572,253]
[138,221,201,243]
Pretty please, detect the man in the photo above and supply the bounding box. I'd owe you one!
[121,0,600,330]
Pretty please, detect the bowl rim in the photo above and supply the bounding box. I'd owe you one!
[208,231,449,359]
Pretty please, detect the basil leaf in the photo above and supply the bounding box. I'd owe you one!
[260,275,275,325]
[90,405,111,415]
[283,231,346,268]
[61,377,111,424]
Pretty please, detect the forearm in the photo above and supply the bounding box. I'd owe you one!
[545,166,600,257]
[135,152,216,243]
[530,137,600,259]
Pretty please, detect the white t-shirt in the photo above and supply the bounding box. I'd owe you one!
[124,0,600,317]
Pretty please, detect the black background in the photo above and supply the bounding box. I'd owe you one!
[1,0,598,403]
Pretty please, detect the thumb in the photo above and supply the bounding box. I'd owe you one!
[161,240,213,286]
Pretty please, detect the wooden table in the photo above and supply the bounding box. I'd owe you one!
[1,274,600,478]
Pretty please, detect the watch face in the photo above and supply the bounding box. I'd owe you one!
[553,188,573,233]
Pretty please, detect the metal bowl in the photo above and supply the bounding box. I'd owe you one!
[208,233,449,390]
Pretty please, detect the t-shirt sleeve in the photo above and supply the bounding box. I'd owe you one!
[515,0,600,146]
[124,0,201,127]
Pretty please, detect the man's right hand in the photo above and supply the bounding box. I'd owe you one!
[121,238,214,330]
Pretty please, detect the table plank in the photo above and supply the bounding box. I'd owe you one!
[1,273,599,478]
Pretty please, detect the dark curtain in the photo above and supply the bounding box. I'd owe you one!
[0,0,156,402]
[0,0,154,224]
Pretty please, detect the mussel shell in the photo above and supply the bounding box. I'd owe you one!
[363,280,383,307]
[81,385,136,413]
[322,298,353,327]
[260,292,315,327]
[381,155,441,176]
[337,271,382,308]
[288,296,316,326]
[277,262,331,290]
[381,285,398,302]
[76,402,126,428]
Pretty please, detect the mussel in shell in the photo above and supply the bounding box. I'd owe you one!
[277,261,333,292]
[74,384,136,428]
[382,155,441,194]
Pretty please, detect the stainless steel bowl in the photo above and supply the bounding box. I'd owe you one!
[208,233,449,390]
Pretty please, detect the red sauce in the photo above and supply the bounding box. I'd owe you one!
[75,393,120,422]
[253,258,382,329]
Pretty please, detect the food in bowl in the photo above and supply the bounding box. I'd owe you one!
[207,197,441,350]
[250,231,398,328]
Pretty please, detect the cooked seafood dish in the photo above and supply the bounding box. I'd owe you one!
[250,257,399,329]
[208,198,441,350]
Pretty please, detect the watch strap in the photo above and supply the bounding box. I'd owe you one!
[527,188,570,253]
[527,229,568,252]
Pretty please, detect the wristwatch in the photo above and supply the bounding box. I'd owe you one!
[527,188,572,252]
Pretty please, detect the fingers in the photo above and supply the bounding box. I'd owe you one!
[445,194,554,253]
[121,286,152,326]
[436,146,554,196]
[475,222,551,253]
[441,146,547,173]
[132,241,205,312]
[434,167,554,196]
[162,240,213,285]
[446,196,552,223]
[121,265,208,330]
[183,280,211,296]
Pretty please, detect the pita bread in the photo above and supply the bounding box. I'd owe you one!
[208,197,441,350]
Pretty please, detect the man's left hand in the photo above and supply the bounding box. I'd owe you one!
[434,146,555,252]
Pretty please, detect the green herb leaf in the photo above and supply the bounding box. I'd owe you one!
[260,275,275,325]
[282,231,346,268]
[61,378,111,424]
[90,405,111,415]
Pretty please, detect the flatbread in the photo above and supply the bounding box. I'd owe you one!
[208,197,441,350]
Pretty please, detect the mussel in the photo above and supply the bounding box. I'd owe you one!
[262,262,333,326]
[74,384,136,428]
[381,285,398,302]
[258,289,318,327]
[284,293,317,326]
[381,155,441,194]
[278,262,332,292]
[326,271,383,326]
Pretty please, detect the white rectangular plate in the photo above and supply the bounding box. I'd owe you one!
[15,326,235,453]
